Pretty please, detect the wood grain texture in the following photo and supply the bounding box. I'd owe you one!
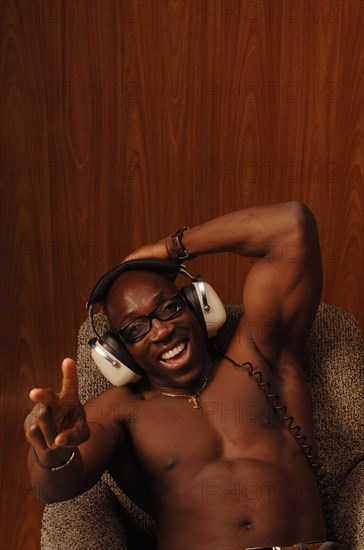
[1,1,363,548]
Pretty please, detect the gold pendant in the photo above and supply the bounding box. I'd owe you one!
[188,395,200,409]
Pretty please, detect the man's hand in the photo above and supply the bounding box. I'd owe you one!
[122,237,171,263]
[24,358,90,465]
[25,358,124,503]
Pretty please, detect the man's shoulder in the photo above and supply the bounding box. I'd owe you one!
[84,385,144,423]
[86,384,141,401]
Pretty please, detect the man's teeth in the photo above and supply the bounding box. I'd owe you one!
[161,342,186,361]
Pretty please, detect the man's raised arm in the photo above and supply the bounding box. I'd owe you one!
[124,201,322,363]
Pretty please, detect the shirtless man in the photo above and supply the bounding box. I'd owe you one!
[25,202,343,549]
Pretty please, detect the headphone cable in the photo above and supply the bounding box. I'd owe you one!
[219,352,331,531]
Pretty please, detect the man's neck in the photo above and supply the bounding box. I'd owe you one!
[147,358,216,395]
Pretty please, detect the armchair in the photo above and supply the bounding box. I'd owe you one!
[41,305,364,549]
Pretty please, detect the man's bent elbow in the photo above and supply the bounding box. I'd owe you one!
[290,201,317,226]
[286,201,320,243]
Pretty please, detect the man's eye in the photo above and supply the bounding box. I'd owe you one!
[161,299,180,315]
[125,322,145,338]
[165,301,178,311]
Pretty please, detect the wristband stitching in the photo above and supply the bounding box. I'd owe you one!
[31,445,76,472]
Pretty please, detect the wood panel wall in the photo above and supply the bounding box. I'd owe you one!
[1,1,363,548]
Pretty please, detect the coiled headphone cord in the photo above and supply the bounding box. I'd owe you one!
[221,354,331,530]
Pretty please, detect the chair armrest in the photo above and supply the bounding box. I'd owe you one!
[41,480,127,550]
[332,460,364,550]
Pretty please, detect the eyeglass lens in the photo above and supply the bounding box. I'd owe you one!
[120,294,185,343]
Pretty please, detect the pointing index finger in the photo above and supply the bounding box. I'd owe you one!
[60,358,78,400]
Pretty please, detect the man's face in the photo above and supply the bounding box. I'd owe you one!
[105,270,211,389]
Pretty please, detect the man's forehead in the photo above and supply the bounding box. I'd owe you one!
[105,269,177,305]
[104,269,179,329]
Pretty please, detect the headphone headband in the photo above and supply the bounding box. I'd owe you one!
[86,258,192,308]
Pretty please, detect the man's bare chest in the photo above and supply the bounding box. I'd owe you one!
[127,365,289,477]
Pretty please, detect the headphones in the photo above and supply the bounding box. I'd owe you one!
[86,259,227,386]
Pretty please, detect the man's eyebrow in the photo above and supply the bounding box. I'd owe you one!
[118,290,169,325]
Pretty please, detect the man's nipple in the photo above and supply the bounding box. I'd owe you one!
[164,456,176,471]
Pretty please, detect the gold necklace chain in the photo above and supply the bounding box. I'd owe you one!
[151,376,209,409]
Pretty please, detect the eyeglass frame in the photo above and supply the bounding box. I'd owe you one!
[118,293,187,344]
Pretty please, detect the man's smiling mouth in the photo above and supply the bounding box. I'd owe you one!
[160,341,186,360]
[159,340,190,367]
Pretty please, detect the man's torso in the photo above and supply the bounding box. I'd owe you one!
[107,338,326,549]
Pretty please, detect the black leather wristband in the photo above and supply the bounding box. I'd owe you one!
[168,226,191,260]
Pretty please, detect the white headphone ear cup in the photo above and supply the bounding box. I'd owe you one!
[180,284,207,337]
[182,282,227,338]
[193,281,227,337]
[89,333,143,386]
[90,345,142,386]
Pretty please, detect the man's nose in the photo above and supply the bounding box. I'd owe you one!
[149,317,175,341]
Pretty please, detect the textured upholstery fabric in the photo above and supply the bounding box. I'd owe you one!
[41,305,364,549]
[41,481,128,550]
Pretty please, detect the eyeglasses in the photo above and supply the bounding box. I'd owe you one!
[118,293,186,344]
